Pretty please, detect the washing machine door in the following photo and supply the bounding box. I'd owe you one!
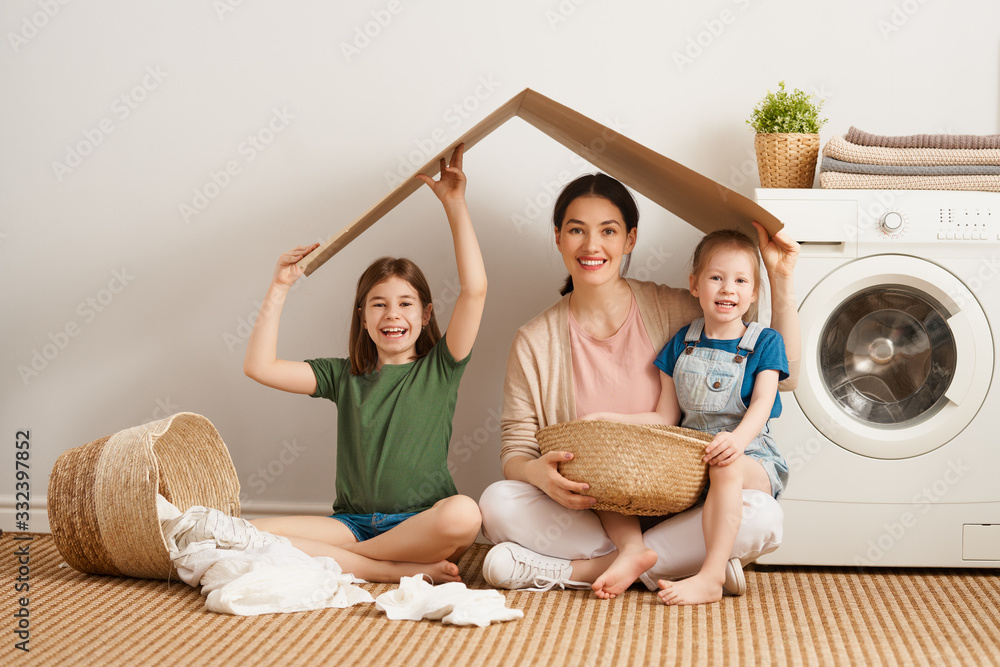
[796,255,993,458]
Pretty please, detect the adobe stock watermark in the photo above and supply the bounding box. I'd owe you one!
[673,0,753,73]
[544,0,589,30]
[852,458,970,566]
[17,268,136,385]
[510,116,629,235]
[241,438,307,503]
[876,0,932,39]
[213,0,249,21]
[223,267,310,353]
[948,254,1000,310]
[340,0,402,62]
[178,107,295,223]
[395,405,503,513]
[7,0,72,54]
[383,76,503,188]
[141,397,183,425]
[51,65,168,182]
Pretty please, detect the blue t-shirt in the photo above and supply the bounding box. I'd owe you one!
[654,324,788,419]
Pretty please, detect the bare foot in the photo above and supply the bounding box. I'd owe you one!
[656,573,724,606]
[591,545,658,599]
[403,560,461,585]
[366,559,460,584]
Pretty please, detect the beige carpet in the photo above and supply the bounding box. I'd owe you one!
[3,533,999,666]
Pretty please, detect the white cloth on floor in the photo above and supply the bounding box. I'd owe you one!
[158,496,373,616]
[375,575,524,627]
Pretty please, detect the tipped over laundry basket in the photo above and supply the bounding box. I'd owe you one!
[47,412,241,580]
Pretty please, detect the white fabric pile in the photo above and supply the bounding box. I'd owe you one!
[375,575,524,627]
[158,496,373,615]
[157,496,522,625]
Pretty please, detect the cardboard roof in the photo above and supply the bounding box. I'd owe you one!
[299,88,782,276]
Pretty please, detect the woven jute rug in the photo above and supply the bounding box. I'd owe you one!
[3,533,999,666]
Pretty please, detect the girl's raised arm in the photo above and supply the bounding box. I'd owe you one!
[416,143,487,361]
[243,243,321,395]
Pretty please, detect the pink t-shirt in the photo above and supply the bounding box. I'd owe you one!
[569,292,661,419]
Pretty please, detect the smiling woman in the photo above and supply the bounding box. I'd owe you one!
[478,171,802,602]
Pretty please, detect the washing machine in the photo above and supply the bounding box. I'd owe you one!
[753,188,1000,567]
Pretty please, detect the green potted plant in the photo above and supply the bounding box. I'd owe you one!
[747,81,827,188]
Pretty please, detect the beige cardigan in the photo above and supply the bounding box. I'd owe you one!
[500,279,800,469]
[500,279,702,469]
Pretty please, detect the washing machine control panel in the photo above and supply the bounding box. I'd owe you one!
[879,210,906,237]
[755,190,999,259]
[865,202,995,248]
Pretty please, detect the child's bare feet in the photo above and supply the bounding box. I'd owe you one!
[374,559,461,584]
[657,573,724,605]
[592,545,657,599]
[410,560,461,585]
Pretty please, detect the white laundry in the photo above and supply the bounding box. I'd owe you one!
[375,575,524,627]
[158,496,373,616]
[201,551,374,615]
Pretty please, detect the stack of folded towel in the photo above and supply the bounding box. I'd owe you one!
[819,127,1000,191]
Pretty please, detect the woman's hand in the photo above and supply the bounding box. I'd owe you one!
[703,431,744,467]
[416,143,466,203]
[523,451,597,510]
[273,243,320,287]
[753,221,799,280]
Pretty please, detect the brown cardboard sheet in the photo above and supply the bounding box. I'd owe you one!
[298,88,782,276]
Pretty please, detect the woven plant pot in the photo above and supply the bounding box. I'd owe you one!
[755,133,820,188]
[537,420,711,516]
[47,412,241,580]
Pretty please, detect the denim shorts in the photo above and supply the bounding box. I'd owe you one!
[329,511,420,542]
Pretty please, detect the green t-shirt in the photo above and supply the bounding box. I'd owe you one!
[306,337,470,514]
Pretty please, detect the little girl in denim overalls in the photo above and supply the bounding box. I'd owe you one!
[583,229,788,606]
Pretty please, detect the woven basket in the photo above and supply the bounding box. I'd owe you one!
[47,412,241,580]
[536,420,711,516]
[755,133,820,188]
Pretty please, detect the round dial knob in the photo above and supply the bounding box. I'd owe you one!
[880,211,905,234]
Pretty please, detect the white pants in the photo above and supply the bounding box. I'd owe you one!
[478,480,783,590]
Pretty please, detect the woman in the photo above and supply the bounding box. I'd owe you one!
[477,173,800,594]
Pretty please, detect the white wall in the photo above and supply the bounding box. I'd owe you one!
[3,0,998,530]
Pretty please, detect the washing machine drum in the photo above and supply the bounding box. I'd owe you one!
[797,256,992,459]
[821,286,956,426]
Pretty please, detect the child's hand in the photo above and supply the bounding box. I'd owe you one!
[580,412,609,421]
[273,243,319,287]
[416,143,466,203]
[703,431,744,466]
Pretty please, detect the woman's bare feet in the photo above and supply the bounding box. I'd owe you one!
[591,545,658,599]
[657,573,724,605]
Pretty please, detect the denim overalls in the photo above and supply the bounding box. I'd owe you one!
[673,318,788,498]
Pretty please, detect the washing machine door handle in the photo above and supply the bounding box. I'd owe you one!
[944,309,974,406]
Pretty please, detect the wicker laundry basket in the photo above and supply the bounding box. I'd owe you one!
[754,133,820,188]
[47,412,241,580]
[537,420,711,516]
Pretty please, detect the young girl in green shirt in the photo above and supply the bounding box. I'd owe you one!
[244,144,486,584]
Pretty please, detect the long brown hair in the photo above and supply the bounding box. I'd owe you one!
[690,229,762,322]
[348,257,441,375]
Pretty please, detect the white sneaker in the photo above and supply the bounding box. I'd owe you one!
[482,542,590,591]
[723,557,746,596]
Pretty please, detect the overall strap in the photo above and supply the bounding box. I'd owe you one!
[683,318,705,355]
[684,318,705,343]
[735,322,765,362]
